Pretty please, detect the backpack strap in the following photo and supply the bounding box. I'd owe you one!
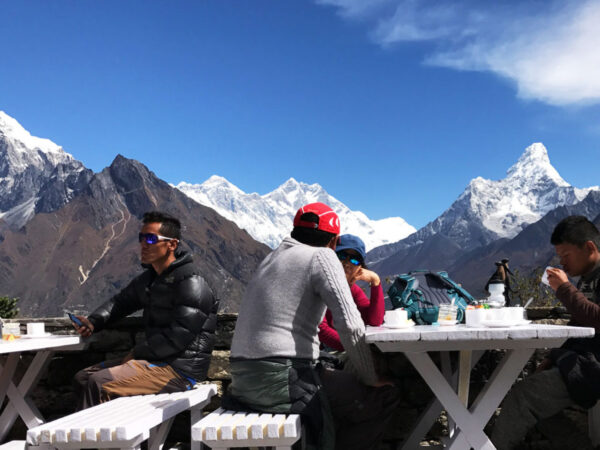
[433,271,476,304]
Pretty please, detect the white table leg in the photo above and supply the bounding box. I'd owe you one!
[0,354,20,407]
[0,350,53,441]
[405,352,495,450]
[447,348,534,450]
[401,351,484,450]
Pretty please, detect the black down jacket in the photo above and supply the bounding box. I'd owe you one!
[88,251,218,380]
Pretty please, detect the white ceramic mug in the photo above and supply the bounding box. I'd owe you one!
[465,309,487,327]
[384,309,407,326]
[486,308,508,321]
[507,307,524,322]
[27,322,45,336]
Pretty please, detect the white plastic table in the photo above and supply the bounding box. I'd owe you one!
[0,335,82,441]
[366,323,595,450]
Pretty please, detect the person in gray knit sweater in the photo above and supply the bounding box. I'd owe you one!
[225,202,400,450]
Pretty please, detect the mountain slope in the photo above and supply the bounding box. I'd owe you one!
[0,155,270,316]
[0,111,92,228]
[176,176,415,250]
[369,143,598,268]
[448,190,600,298]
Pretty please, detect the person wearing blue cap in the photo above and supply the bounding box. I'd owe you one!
[318,234,385,352]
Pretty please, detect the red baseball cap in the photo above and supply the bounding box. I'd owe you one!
[293,202,340,235]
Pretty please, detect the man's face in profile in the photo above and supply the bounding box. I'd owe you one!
[555,242,595,277]
[139,222,173,266]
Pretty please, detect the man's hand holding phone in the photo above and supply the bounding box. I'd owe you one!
[68,313,94,337]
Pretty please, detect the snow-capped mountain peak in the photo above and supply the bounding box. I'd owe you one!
[176,177,416,250]
[0,111,90,228]
[506,142,568,187]
[0,111,70,164]
[412,142,598,251]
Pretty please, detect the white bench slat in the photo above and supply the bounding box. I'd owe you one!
[216,411,244,440]
[116,387,215,441]
[30,396,137,444]
[282,414,301,438]
[250,413,272,439]
[40,395,148,444]
[28,384,216,448]
[199,407,229,441]
[234,412,259,440]
[267,414,286,439]
[192,409,301,449]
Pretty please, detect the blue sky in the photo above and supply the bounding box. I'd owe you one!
[1,0,599,228]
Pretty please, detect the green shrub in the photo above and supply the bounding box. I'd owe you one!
[0,296,19,319]
[510,268,556,307]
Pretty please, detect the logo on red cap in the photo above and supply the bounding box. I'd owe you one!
[293,202,340,235]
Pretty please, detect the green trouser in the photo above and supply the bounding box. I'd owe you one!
[227,358,402,450]
[226,358,335,450]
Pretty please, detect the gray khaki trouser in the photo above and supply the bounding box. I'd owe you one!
[491,368,574,450]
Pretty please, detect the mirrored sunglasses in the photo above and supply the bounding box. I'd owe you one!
[138,233,176,245]
[337,251,362,266]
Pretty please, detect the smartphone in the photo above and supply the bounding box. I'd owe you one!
[67,312,83,327]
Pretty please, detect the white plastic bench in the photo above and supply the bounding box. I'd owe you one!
[26,384,217,450]
[590,401,600,447]
[191,407,301,450]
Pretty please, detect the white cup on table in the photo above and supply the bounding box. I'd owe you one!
[465,309,487,327]
[506,307,525,322]
[384,309,408,327]
[27,322,45,336]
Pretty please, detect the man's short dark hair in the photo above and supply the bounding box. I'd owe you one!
[143,211,181,240]
[291,212,337,247]
[551,215,600,249]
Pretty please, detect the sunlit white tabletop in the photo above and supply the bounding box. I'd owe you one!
[366,323,595,450]
[0,335,81,354]
[0,334,82,441]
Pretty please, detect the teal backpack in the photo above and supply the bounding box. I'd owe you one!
[387,271,476,324]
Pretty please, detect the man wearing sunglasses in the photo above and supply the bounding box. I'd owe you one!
[226,203,399,450]
[71,211,218,410]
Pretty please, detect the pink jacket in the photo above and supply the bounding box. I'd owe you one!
[318,283,385,351]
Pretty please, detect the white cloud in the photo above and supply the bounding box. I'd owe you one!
[318,0,600,106]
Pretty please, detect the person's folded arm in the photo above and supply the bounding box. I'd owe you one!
[318,312,345,351]
[312,249,378,386]
[353,284,385,326]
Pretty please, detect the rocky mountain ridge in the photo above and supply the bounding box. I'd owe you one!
[369,143,598,267]
[0,111,93,228]
[176,176,416,251]
[0,111,270,315]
